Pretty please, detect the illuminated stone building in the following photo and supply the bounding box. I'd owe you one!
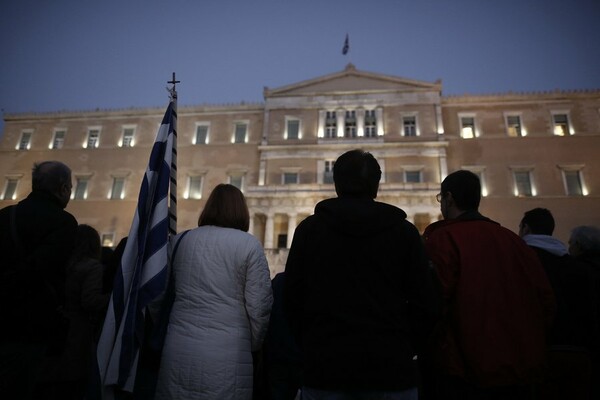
[2,64,599,275]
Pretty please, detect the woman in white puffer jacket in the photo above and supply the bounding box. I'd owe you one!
[155,184,273,400]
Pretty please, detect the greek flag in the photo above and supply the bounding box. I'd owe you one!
[342,33,349,55]
[96,101,176,396]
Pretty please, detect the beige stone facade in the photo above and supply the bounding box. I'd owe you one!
[2,64,599,275]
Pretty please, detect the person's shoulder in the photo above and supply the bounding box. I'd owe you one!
[373,200,407,217]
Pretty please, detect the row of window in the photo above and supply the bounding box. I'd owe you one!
[15,122,251,151]
[459,112,573,139]
[0,165,587,201]
[14,110,577,151]
[469,167,587,197]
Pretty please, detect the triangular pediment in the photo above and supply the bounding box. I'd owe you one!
[264,64,441,98]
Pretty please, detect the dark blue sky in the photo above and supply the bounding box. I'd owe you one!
[1,0,599,132]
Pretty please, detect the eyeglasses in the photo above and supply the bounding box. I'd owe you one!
[436,193,443,203]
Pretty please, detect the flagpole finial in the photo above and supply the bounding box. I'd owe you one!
[167,72,180,101]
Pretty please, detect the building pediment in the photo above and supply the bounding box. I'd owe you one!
[264,64,441,98]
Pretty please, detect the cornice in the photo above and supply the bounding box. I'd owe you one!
[442,88,600,104]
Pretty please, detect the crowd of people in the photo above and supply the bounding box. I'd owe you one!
[0,153,598,400]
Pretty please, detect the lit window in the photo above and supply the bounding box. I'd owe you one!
[195,125,209,145]
[460,116,476,138]
[2,178,19,200]
[233,123,247,143]
[324,160,334,184]
[229,175,243,190]
[121,127,135,147]
[73,177,89,200]
[553,114,570,136]
[86,129,100,148]
[51,130,65,149]
[462,167,488,197]
[18,131,32,150]
[405,170,422,183]
[344,111,356,138]
[506,115,523,137]
[283,172,299,185]
[110,177,125,200]
[514,171,533,197]
[364,110,377,138]
[187,176,203,199]
[325,111,337,138]
[286,119,300,140]
[101,233,115,247]
[563,170,584,196]
[403,116,417,137]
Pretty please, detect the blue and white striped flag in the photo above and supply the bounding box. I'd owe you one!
[96,100,176,396]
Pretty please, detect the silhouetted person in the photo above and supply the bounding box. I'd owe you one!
[519,208,594,399]
[154,184,273,400]
[569,225,600,399]
[263,272,302,400]
[0,161,78,399]
[423,171,555,400]
[285,149,438,399]
[41,224,109,399]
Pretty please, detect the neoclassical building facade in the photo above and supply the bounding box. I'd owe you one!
[2,64,599,275]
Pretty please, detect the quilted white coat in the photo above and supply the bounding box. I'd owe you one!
[154,225,273,400]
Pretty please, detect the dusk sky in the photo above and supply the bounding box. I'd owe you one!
[1,0,599,134]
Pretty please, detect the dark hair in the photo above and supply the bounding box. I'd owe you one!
[521,208,555,235]
[198,184,250,232]
[32,161,71,193]
[333,149,381,198]
[570,225,600,254]
[441,170,481,211]
[70,224,102,266]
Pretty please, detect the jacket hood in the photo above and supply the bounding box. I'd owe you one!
[313,197,407,238]
[523,234,568,256]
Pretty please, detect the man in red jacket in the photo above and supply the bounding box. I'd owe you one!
[423,170,555,399]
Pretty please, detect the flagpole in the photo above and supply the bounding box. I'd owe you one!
[167,73,179,236]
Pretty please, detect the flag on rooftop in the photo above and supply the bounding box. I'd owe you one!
[342,33,349,55]
[96,99,176,397]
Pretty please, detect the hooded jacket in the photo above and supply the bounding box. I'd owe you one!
[423,212,556,387]
[284,197,438,391]
[523,234,596,349]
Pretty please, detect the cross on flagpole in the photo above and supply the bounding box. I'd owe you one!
[167,72,180,101]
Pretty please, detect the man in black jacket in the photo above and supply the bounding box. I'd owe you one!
[519,208,595,399]
[284,149,438,400]
[0,161,78,399]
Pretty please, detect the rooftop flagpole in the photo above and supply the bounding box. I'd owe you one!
[167,72,179,236]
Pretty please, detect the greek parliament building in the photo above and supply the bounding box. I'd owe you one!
[1,64,599,275]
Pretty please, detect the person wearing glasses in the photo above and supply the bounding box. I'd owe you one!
[423,170,555,400]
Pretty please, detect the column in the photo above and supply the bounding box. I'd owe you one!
[435,104,444,135]
[259,158,266,186]
[376,107,384,136]
[439,148,448,181]
[336,109,345,138]
[356,107,365,137]
[261,108,270,145]
[317,110,325,138]
[286,213,297,248]
[248,213,255,237]
[264,213,274,249]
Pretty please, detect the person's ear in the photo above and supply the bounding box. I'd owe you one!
[445,192,456,208]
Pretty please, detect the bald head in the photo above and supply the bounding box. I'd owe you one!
[32,161,72,208]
